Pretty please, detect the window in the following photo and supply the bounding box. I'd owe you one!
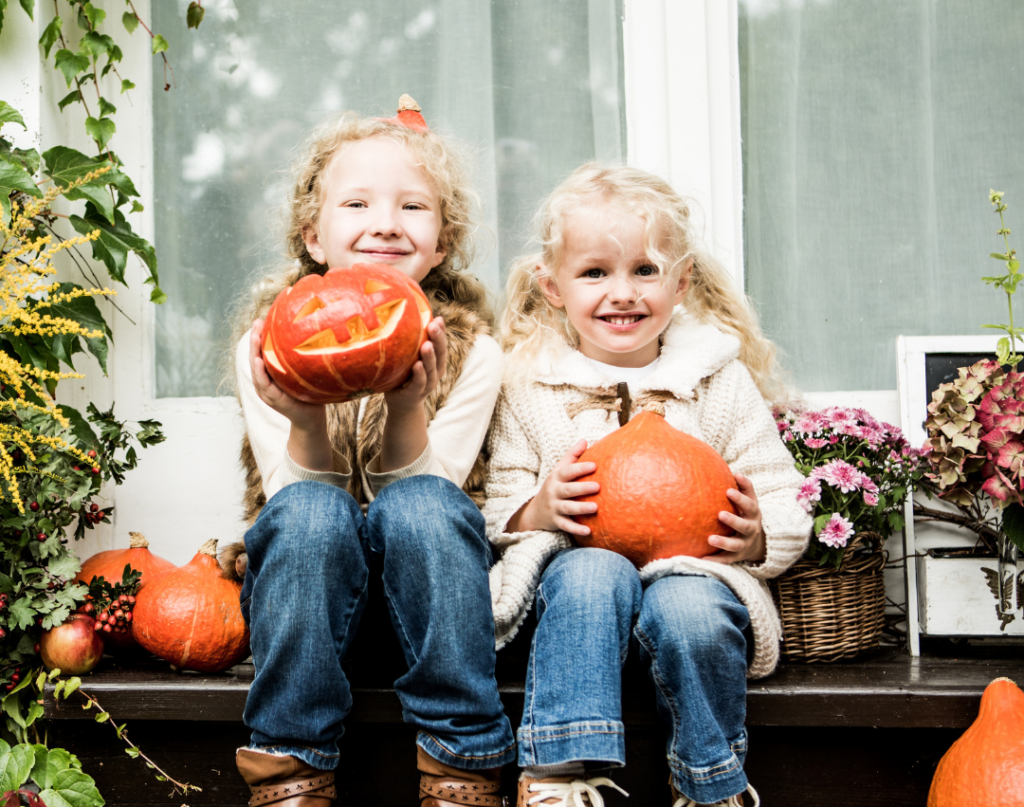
[739,0,1024,391]
[151,0,625,397]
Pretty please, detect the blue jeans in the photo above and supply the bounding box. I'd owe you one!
[240,477,516,771]
[519,547,750,804]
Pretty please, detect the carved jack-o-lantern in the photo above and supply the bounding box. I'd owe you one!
[261,263,431,404]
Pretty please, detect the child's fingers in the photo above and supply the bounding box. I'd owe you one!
[554,514,591,536]
[558,439,590,465]
[726,486,759,519]
[558,481,600,500]
[427,317,448,380]
[557,461,597,483]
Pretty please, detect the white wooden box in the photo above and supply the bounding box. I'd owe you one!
[917,554,1024,636]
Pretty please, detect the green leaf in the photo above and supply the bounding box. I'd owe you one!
[0,100,26,129]
[1002,503,1024,553]
[93,711,109,724]
[42,147,137,224]
[83,116,115,150]
[39,15,62,57]
[53,49,89,87]
[62,678,80,698]
[97,97,115,116]
[151,33,168,55]
[81,3,104,28]
[121,10,137,33]
[0,140,39,174]
[46,283,111,372]
[69,203,157,287]
[119,78,135,94]
[129,200,143,213]
[991,253,1009,261]
[0,157,43,221]
[57,90,81,111]
[18,0,31,19]
[0,742,34,789]
[187,1,205,28]
[31,746,77,791]
[40,767,104,807]
[79,31,113,59]
[46,553,82,580]
[7,598,36,631]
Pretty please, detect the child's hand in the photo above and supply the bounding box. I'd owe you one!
[384,316,447,415]
[703,473,766,565]
[506,439,599,535]
[249,320,326,429]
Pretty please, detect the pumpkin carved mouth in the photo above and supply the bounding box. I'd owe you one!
[295,299,407,354]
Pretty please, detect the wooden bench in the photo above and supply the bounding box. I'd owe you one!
[44,625,1024,807]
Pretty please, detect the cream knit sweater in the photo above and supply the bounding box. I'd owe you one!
[483,311,812,678]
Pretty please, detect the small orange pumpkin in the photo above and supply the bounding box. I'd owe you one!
[928,677,1024,807]
[262,263,431,404]
[132,539,250,673]
[76,532,176,655]
[573,411,736,567]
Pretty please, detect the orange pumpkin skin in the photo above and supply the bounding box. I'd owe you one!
[75,532,176,654]
[573,411,736,568]
[928,677,1024,807]
[132,540,250,673]
[262,263,431,405]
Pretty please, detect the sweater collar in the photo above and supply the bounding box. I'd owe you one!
[532,309,740,399]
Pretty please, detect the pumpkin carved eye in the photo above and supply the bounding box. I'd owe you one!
[261,263,431,404]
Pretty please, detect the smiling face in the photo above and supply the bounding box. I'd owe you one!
[303,136,446,284]
[539,203,689,368]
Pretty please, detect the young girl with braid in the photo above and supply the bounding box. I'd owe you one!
[225,97,514,807]
[484,164,812,807]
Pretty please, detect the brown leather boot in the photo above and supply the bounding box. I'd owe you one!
[236,748,336,807]
[417,747,506,806]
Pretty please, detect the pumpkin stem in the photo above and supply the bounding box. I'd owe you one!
[397,94,421,112]
[198,538,219,557]
[991,676,1018,686]
[128,532,149,549]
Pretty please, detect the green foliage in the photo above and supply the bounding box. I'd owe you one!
[983,190,1024,367]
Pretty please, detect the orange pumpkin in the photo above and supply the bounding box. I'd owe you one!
[76,531,175,588]
[573,411,736,567]
[262,263,431,404]
[132,539,250,673]
[928,677,1024,807]
[75,532,176,654]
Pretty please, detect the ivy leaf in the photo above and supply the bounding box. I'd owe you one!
[40,768,104,807]
[83,116,114,150]
[69,202,157,287]
[151,34,168,55]
[42,146,138,224]
[81,3,104,28]
[78,31,113,59]
[53,50,89,87]
[0,101,26,130]
[0,742,34,790]
[187,1,205,29]
[119,78,134,94]
[18,0,31,20]
[121,10,137,34]
[0,140,39,173]
[0,158,42,222]
[39,15,61,58]
[56,90,80,112]
[97,97,115,117]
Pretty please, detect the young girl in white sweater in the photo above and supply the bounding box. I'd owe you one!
[484,164,812,807]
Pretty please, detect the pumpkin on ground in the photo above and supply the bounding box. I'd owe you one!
[75,531,175,654]
[572,411,736,567]
[261,263,431,404]
[928,676,1024,807]
[132,539,249,673]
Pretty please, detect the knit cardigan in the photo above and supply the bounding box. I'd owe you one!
[483,311,812,678]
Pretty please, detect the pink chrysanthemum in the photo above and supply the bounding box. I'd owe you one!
[819,513,854,549]
[863,492,879,506]
[804,438,830,449]
[797,478,822,513]
[818,459,862,493]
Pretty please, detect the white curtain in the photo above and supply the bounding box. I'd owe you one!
[740,0,1024,391]
[152,0,624,398]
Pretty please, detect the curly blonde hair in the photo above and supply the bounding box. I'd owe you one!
[501,163,789,401]
[233,109,492,347]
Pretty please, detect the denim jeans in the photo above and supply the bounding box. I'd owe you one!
[519,547,750,804]
[240,477,516,772]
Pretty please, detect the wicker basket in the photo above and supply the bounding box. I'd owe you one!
[769,533,886,663]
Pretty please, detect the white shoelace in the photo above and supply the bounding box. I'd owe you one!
[672,783,761,807]
[527,776,629,807]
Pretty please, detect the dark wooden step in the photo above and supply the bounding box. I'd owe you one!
[44,645,1024,728]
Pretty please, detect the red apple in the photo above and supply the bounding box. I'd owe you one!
[39,613,104,674]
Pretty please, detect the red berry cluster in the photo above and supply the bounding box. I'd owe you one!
[82,594,135,635]
[4,667,21,691]
[83,502,103,525]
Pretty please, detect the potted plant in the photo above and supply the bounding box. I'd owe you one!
[913,191,1024,636]
[769,404,926,661]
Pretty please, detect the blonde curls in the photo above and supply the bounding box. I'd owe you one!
[232,109,492,351]
[500,163,789,401]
